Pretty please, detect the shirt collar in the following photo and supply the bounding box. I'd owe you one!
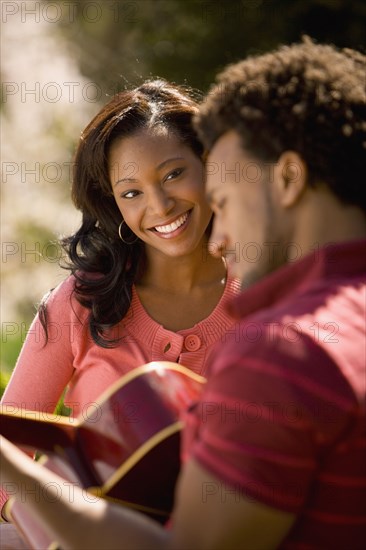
[228,239,366,319]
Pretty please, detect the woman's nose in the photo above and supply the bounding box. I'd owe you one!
[147,188,175,217]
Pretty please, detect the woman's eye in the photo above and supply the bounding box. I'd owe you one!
[165,168,184,182]
[121,190,139,199]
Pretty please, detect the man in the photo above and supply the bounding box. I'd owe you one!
[1,37,365,549]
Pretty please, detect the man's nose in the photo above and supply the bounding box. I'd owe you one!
[208,219,226,258]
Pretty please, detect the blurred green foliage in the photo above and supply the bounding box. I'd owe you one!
[1,231,62,388]
[0,368,11,398]
[57,0,366,93]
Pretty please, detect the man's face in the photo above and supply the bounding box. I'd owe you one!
[206,130,287,286]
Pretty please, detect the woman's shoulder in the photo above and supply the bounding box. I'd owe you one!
[43,274,77,304]
[44,270,105,302]
[41,274,87,321]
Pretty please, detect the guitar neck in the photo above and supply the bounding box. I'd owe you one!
[0,409,77,454]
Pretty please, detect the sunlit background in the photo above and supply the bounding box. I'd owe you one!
[1,0,365,390]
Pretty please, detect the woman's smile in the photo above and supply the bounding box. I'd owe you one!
[149,210,191,238]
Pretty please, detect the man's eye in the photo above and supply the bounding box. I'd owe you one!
[213,197,226,211]
[210,198,227,215]
[165,168,184,182]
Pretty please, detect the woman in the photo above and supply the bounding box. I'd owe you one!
[0,79,240,521]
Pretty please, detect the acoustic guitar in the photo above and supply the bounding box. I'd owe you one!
[0,361,206,549]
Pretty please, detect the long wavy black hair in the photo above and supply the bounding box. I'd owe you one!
[42,80,205,347]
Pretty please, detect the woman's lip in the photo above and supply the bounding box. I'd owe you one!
[149,210,191,230]
[149,210,192,238]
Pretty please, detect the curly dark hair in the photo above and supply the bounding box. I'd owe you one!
[41,79,204,347]
[195,37,366,211]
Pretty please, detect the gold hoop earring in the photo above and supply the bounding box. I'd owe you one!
[118,221,139,245]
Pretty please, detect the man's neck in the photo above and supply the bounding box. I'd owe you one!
[291,188,366,256]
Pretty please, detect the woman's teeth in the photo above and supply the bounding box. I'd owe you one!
[154,212,189,234]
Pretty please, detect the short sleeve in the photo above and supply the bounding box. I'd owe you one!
[186,330,353,513]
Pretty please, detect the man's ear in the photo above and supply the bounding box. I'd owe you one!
[275,151,307,207]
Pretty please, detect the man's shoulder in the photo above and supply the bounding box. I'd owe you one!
[212,275,366,412]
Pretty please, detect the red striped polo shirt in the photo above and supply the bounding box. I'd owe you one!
[184,239,366,549]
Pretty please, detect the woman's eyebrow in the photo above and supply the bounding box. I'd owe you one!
[156,157,185,170]
[113,156,185,187]
[114,176,138,187]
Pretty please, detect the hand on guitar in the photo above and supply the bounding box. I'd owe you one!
[0,524,29,550]
[0,437,36,550]
[0,435,69,549]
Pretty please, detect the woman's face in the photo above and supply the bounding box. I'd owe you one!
[109,128,212,258]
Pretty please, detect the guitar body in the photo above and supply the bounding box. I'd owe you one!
[1,362,206,546]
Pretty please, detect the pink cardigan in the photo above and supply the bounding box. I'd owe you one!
[1,274,240,416]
